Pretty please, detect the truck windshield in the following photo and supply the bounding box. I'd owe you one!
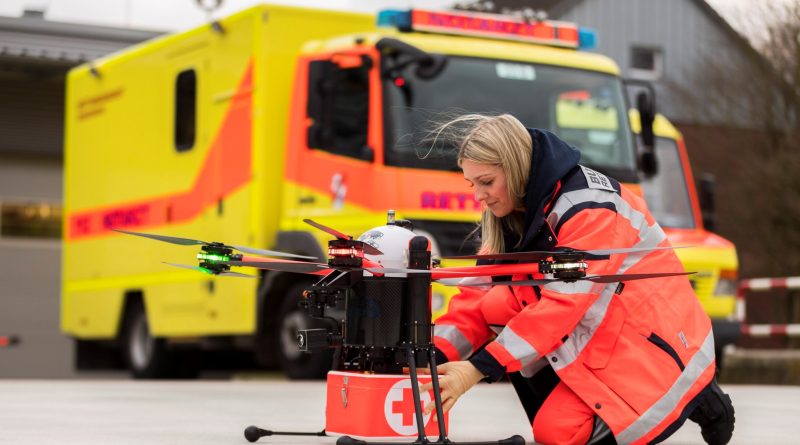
[383,56,636,181]
[640,137,696,229]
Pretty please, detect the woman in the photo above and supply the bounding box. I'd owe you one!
[422,114,734,445]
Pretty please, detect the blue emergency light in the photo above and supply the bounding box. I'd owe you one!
[377,9,412,31]
[578,28,597,50]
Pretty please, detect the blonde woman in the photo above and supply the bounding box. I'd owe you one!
[422,114,734,445]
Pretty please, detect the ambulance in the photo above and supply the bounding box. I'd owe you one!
[63,5,654,378]
[633,112,740,365]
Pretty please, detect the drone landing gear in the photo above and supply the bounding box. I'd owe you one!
[335,346,523,445]
[242,346,524,445]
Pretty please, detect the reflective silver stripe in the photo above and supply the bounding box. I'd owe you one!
[496,326,540,370]
[520,357,549,377]
[549,282,616,371]
[433,324,474,359]
[549,189,640,233]
[616,330,716,445]
[545,187,668,371]
[542,279,598,295]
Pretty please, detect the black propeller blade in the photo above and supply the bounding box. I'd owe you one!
[163,262,255,278]
[302,219,383,256]
[114,229,316,260]
[444,245,689,262]
[446,271,694,287]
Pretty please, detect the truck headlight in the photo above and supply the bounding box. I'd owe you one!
[713,270,738,296]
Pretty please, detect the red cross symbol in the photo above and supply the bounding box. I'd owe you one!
[391,387,417,426]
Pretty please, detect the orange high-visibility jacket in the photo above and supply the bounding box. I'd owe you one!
[434,129,716,445]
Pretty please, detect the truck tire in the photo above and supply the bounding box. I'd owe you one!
[123,301,171,379]
[275,284,334,379]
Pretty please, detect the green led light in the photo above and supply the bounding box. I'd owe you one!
[197,253,230,262]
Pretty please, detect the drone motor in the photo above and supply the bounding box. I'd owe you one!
[196,243,242,274]
[539,251,589,280]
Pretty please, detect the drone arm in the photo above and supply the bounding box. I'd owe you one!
[430,263,539,280]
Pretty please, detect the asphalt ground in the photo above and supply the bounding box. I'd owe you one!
[1,379,796,445]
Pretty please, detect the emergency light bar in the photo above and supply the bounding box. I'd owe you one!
[377,9,597,50]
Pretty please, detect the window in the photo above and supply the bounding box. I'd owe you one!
[306,60,371,160]
[0,202,62,239]
[383,56,636,181]
[175,69,197,152]
[630,46,663,79]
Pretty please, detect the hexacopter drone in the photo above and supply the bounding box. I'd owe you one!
[117,210,690,445]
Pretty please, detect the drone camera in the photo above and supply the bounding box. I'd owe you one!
[297,328,339,352]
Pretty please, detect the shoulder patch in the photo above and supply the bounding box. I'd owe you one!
[579,165,615,192]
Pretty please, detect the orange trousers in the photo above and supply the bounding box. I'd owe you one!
[532,381,602,445]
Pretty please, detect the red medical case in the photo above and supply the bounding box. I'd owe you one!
[325,370,449,439]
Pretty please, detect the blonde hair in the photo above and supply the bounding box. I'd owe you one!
[432,114,533,254]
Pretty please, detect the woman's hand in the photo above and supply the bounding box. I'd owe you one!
[419,361,484,415]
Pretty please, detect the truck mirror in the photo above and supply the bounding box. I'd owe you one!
[624,79,658,177]
[699,173,717,232]
[636,92,655,148]
[415,54,448,79]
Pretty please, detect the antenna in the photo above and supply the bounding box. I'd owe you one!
[195,0,225,33]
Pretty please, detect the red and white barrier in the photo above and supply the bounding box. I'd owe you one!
[737,277,800,338]
[0,335,19,347]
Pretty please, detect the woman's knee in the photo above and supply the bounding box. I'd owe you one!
[532,412,594,445]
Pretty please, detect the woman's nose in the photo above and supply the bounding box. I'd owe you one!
[474,188,486,202]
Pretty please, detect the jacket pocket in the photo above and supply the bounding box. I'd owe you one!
[585,322,683,415]
[647,332,685,371]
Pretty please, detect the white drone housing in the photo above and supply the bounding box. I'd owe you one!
[358,224,419,277]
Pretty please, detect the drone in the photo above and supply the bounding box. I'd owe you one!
[117,210,691,445]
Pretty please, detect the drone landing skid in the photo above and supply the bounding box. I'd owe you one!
[243,346,523,445]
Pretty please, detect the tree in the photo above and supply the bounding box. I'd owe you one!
[669,1,800,277]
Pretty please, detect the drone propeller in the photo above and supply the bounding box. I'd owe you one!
[444,245,688,262]
[114,229,316,260]
[163,262,255,278]
[302,219,383,256]
[223,259,460,276]
[441,271,694,287]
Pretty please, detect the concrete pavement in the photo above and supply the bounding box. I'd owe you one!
[0,379,796,444]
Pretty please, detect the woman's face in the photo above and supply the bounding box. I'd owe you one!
[461,159,514,218]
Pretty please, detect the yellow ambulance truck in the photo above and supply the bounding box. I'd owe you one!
[63,5,655,378]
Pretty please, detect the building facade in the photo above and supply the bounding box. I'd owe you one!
[0,9,158,377]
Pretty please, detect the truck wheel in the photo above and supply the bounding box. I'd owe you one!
[275,284,334,380]
[123,302,171,379]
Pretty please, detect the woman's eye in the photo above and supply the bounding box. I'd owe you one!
[480,180,493,186]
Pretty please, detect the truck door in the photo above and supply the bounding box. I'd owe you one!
[286,51,390,237]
